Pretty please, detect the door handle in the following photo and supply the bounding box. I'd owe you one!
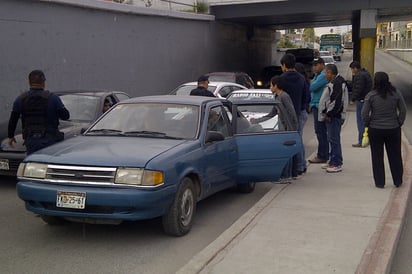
[283,140,296,146]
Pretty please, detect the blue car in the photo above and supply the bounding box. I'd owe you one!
[16,95,302,236]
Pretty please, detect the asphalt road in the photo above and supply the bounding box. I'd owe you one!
[0,175,279,273]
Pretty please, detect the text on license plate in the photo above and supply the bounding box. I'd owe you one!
[56,191,86,209]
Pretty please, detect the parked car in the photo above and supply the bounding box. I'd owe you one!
[170,81,247,98]
[0,90,130,176]
[16,95,302,236]
[285,48,315,79]
[255,66,283,88]
[205,72,255,89]
[319,50,331,57]
[322,55,336,65]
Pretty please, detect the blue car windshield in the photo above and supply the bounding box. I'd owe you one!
[88,103,200,139]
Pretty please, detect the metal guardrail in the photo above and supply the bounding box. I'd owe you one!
[383,39,412,49]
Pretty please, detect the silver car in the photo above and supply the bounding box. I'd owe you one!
[170,81,247,98]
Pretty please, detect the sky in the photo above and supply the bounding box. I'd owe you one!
[315,25,352,36]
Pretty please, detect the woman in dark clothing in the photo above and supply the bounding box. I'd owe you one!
[361,72,407,188]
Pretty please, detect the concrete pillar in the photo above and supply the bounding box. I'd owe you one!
[352,11,360,62]
[360,9,377,76]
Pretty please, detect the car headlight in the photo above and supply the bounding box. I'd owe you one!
[115,168,163,186]
[20,162,48,179]
[256,81,263,86]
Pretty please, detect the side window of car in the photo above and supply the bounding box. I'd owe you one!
[218,86,232,98]
[207,106,230,138]
[230,85,243,92]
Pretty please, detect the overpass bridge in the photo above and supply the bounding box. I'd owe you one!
[209,0,412,75]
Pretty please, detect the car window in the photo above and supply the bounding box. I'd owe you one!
[59,94,99,122]
[207,106,230,138]
[218,86,232,98]
[232,102,296,134]
[88,103,199,139]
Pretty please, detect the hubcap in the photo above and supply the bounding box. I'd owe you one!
[180,188,194,227]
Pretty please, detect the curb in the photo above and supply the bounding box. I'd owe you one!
[177,183,290,274]
[355,135,412,274]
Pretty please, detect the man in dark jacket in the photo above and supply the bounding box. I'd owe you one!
[190,75,215,97]
[280,53,307,177]
[8,70,70,155]
[349,61,372,147]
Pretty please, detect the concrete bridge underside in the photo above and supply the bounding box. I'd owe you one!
[210,0,412,74]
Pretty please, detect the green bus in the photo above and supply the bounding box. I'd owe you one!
[320,34,343,61]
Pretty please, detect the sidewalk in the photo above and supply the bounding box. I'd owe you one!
[178,109,412,274]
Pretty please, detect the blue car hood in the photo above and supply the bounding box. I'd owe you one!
[25,136,187,167]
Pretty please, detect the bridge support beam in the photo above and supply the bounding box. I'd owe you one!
[360,9,377,76]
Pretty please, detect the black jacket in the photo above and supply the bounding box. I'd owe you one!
[190,87,215,97]
[351,69,372,101]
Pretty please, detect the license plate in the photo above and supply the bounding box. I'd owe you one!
[56,191,86,209]
[0,159,9,170]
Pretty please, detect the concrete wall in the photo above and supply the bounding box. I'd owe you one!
[0,0,277,120]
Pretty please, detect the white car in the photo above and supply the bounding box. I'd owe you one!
[322,55,336,65]
[170,81,247,98]
[319,51,331,57]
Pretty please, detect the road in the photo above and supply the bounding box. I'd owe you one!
[0,175,276,273]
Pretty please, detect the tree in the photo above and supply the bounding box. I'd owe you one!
[303,28,315,42]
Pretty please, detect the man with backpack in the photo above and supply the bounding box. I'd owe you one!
[8,70,70,155]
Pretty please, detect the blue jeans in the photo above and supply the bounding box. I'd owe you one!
[297,110,307,172]
[356,101,365,144]
[325,117,343,166]
[312,107,328,160]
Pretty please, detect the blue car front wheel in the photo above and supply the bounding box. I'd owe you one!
[162,177,196,237]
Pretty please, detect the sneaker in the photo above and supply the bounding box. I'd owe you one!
[326,165,342,173]
[321,163,329,169]
[308,156,327,164]
[352,143,362,148]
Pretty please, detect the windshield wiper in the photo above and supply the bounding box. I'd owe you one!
[87,129,124,135]
[122,131,183,139]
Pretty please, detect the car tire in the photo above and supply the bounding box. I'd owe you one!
[162,177,196,237]
[237,182,256,193]
[40,215,65,225]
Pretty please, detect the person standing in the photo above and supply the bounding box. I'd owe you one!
[190,75,215,97]
[349,61,372,147]
[318,64,348,173]
[295,62,311,173]
[308,57,329,164]
[361,72,407,188]
[271,75,299,180]
[8,70,70,155]
[280,53,307,176]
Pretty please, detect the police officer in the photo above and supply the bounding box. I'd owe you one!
[7,70,70,155]
[190,75,215,97]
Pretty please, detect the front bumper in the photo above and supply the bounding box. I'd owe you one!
[17,180,177,221]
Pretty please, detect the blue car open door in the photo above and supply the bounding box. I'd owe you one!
[230,99,303,183]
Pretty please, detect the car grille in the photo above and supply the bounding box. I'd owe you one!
[46,165,116,184]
